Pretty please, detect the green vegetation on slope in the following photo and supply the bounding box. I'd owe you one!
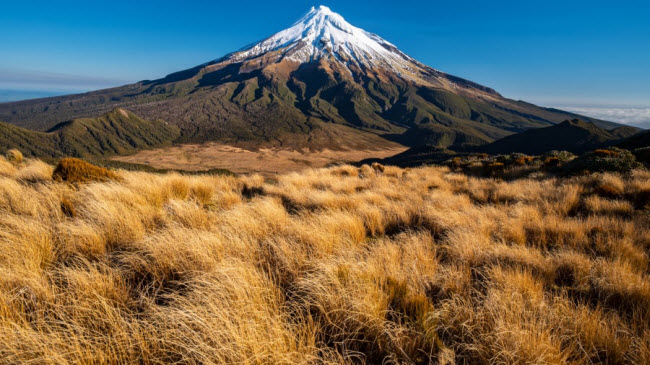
[0,109,180,159]
[618,129,650,150]
[479,119,638,155]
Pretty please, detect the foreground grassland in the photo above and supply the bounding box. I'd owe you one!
[0,157,649,364]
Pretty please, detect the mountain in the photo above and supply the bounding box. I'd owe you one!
[0,109,179,158]
[618,129,650,150]
[0,6,623,151]
[479,119,638,155]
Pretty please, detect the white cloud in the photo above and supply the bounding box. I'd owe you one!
[559,106,650,129]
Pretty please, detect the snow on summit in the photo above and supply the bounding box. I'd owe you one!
[228,5,418,72]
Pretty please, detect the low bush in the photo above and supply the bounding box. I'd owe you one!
[484,162,505,175]
[565,148,642,174]
[449,156,463,168]
[543,156,561,168]
[632,147,650,166]
[514,156,535,166]
[593,149,620,158]
[52,158,120,184]
[543,150,577,161]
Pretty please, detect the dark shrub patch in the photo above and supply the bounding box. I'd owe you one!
[565,148,641,174]
[241,183,265,199]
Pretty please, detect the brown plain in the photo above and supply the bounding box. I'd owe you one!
[112,143,408,174]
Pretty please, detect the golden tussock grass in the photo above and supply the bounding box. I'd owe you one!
[52,157,120,184]
[5,149,23,165]
[0,155,648,364]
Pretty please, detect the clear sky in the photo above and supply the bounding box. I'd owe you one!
[1,0,649,125]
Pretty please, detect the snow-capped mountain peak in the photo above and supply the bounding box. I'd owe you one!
[228,5,416,72]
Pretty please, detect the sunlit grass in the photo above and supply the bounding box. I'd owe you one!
[0,157,648,363]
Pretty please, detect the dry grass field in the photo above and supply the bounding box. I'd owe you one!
[111,143,408,175]
[0,156,649,364]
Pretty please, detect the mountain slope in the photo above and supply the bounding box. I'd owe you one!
[0,6,624,151]
[479,119,637,155]
[0,109,179,158]
[618,129,650,150]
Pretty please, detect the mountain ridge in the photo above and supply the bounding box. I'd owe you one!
[0,109,179,158]
[0,6,627,152]
[479,119,639,155]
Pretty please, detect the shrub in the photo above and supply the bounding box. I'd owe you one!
[543,157,561,168]
[632,147,650,166]
[450,156,463,167]
[593,149,619,158]
[5,149,23,165]
[543,150,577,161]
[514,156,535,166]
[565,148,642,175]
[485,162,505,175]
[52,158,120,184]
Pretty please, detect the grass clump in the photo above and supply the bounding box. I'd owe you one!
[371,162,385,173]
[5,149,23,165]
[52,157,120,184]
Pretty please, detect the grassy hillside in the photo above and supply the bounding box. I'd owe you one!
[0,157,648,363]
[619,129,650,150]
[479,119,638,155]
[0,109,180,159]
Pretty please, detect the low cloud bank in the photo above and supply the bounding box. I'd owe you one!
[561,106,650,129]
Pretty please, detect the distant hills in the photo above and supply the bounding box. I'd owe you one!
[361,119,647,168]
[479,119,640,155]
[0,6,627,155]
[618,129,650,151]
[0,109,179,159]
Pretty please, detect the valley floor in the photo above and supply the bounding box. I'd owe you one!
[111,143,408,175]
[0,157,649,363]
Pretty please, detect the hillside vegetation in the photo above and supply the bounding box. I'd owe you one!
[479,119,639,155]
[0,156,649,363]
[0,109,179,159]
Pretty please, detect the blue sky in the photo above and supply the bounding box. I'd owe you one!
[1,0,649,125]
